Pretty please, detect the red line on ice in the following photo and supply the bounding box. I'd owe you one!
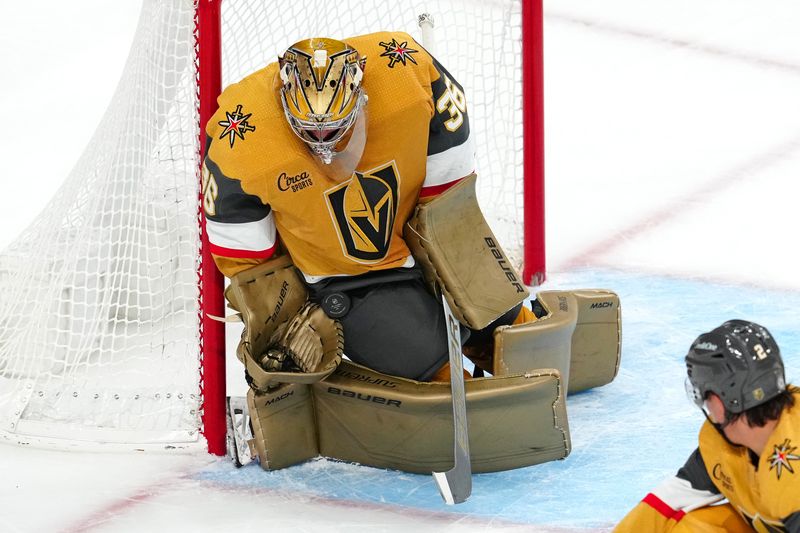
[60,479,173,533]
[562,135,800,271]
[57,469,608,532]
[547,12,800,76]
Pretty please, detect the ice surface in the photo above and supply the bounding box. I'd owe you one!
[2,0,800,531]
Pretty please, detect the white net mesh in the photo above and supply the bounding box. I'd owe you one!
[0,0,526,450]
[0,0,202,449]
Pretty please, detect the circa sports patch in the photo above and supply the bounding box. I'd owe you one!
[768,438,799,480]
[218,104,256,147]
[378,38,418,68]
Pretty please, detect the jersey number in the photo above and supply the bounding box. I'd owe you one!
[202,163,218,217]
[436,76,467,132]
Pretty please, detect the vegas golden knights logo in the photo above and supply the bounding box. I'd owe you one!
[326,161,400,263]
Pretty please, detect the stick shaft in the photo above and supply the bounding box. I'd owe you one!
[432,295,472,504]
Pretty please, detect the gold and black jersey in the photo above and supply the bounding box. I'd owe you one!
[614,391,800,533]
[202,31,475,279]
[695,393,800,532]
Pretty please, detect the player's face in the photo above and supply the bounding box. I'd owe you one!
[292,117,354,146]
[703,395,725,425]
[280,91,366,166]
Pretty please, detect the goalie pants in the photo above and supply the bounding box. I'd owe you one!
[307,267,521,381]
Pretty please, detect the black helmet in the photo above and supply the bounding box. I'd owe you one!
[685,320,786,413]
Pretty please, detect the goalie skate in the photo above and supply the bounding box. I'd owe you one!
[225,396,255,467]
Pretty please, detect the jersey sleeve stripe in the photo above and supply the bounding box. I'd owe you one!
[645,476,724,518]
[423,131,475,191]
[419,177,463,198]
[206,213,277,256]
[210,243,276,260]
[642,493,686,521]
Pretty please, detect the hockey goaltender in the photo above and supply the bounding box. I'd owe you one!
[200,34,621,480]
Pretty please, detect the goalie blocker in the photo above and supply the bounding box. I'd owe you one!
[404,173,620,393]
[226,172,621,472]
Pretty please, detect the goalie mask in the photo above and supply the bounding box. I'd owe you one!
[278,38,367,165]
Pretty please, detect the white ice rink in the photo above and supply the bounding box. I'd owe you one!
[2,1,800,531]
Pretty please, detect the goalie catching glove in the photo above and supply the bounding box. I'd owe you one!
[260,302,336,374]
[247,301,343,391]
[225,256,344,391]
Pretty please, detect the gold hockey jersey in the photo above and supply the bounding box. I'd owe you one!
[614,390,800,533]
[202,32,475,279]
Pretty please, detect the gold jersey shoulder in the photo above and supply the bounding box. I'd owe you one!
[349,31,437,77]
[205,32,442,277]
[758,393,800,520]
[699,391,800,528]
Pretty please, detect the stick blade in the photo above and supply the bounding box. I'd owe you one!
[433,455,472,505]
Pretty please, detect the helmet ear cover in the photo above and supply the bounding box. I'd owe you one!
[685,320,786,414]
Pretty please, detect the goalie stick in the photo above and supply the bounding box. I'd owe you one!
[417,11,472,505]
[432,294,472,504]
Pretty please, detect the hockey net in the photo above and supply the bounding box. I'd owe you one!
[0,0,541,452]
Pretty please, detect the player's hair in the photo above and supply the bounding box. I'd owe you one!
[722,385,798,427]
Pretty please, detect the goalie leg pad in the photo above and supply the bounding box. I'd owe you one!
[404,173,529,330]
[247,383,319,470]
[559,289,621,393]
[492,297,576,390]
[314,360,570,473]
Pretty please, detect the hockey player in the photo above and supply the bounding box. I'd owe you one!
[202,34,531,382]
[614,320,800,533]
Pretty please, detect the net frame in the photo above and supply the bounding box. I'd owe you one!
[199,0,544,455]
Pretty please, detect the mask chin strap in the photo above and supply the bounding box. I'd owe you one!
[700,404,742,449]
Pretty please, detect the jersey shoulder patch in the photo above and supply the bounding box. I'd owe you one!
[761,398,800,519]
[206,62,306,202]
[348,31,429,72]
